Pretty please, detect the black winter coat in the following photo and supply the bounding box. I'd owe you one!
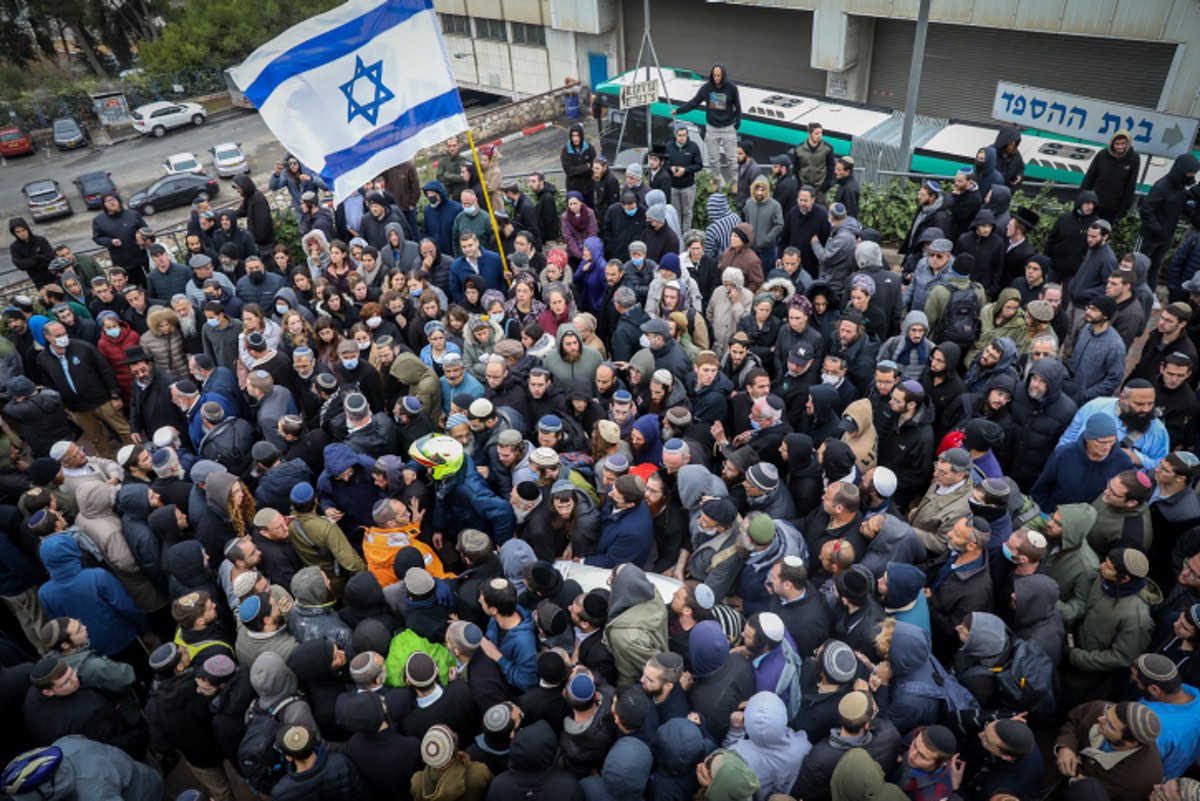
[560,137,596,201]
[23,685,146,756]
[1007,359,1077,490]
[487,721,582,801]
[347,727,422,801]
[273,749,368,801]
[878,400,935,512]
[603,203,646,263]
[198,417,256,477]
[129,367,188,441]
[610,304,651,363]
[1044,197,1097,282]
[947,188,982,241]
[91,204,148,272]
[146,670,225,767]
[36,340,120,411]
[955,229,1006,300]
[234,175,276,247]
[689,654,755,742]
[7,218,54,286]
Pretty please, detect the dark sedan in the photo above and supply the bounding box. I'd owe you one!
[126,172,218,216]
[73,171,118,210]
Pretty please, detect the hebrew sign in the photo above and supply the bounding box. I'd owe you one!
[992,81,1197,159]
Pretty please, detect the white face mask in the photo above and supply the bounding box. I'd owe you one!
[53,335,69,348]
[366,316,382,329]
[821,372,840,385]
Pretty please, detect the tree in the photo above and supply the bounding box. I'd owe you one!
[138,0,340,74]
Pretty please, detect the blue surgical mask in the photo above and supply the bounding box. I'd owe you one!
[206,317,220,328]
[275,304,289,315]
[624,207,637,217]
[341,357,359,370]
[750,419,761,430]
[631,257,644,266]
[1001,543,1015,562]
[104,327,121,338]
[410,288,423,297]
[464,205,479,216]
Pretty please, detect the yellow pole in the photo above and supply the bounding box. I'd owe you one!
[465,129,511,283]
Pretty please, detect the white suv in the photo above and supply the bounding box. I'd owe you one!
[132,101,207,137]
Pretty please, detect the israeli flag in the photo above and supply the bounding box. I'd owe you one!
[231,0,467,204]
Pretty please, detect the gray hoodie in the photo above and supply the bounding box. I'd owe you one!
[248,651,319,730]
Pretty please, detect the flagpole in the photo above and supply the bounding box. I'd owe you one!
[465,129,511,282]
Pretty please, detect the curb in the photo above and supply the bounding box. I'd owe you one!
[481,121,555,149]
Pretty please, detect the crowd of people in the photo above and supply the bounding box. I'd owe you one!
[4,59,1200,801]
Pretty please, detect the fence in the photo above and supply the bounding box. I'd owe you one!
[0,67,227,131]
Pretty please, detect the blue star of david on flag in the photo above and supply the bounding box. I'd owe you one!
[340,55,395,125]
[229,0,467,204]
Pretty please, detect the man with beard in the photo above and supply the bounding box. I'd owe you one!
[170,294,203,354]
[1059,379,1169,470]
[1065,221,1118,350]
[963,339,1019,396]
[1104,269,1145,348]
[900,182,952,273]
[92,194,148,280]
[879,381,935,512]
[510,481,556,562]
[127,346,188,448]
[1044,190,1098,285]
[1131,302,1199,385]
[867,362,900,438]
[1068,296,1126,406]
[920,343,967,442]
[1152,353,1200,451]
[829,311,878,397]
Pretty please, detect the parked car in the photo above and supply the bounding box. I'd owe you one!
[126,172,218,216]
[73,171,118,210]
[131,101,207,137]
[0,127,35,157]
[22,180,73,222]
[209,142,249,178]
[52,117,90,150]
[162,152,205,176]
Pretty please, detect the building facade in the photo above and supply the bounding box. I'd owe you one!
[436,0,1200,123]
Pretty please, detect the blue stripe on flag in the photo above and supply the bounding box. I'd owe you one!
[243,0,429,107]
[322,88,463,180]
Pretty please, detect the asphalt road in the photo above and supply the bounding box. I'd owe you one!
[0,108,571,287]
[0,110,284,284]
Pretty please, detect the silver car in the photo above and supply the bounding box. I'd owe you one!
[210,142,249,178]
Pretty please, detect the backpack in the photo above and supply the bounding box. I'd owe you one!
[896,657,980,721]
[934,284,981,345]
[995,638,1055,716]
[237,694,302,793]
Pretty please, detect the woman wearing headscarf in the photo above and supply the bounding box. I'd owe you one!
[782,434,824,519]
[560,191,598,267]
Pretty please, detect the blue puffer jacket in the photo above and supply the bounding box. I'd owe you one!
[316,443,379,536]
[433,454,515,543]
[876,621,940,734]
[37,534,146,656]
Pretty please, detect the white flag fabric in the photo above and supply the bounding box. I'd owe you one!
[231,0,467,204]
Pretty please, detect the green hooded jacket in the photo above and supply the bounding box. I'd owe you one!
[704,749,760,801]
[1045,503,1100,626]
[831,748,909,801]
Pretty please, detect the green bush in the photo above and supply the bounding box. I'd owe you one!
[273,210,304,266]
[859,179,921,244]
